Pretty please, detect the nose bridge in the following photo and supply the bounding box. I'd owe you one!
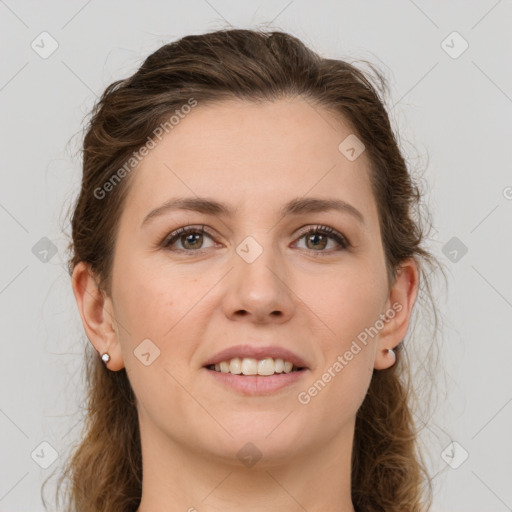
[224,230,294,322]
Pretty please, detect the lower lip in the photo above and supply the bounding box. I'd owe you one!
[204,368,308,395]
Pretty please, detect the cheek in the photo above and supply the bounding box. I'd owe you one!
[303,265,388,347]
[111,264,206,420]
[115,278,172,339]
[296,263,385,415]
[112,255,201,341]
[112,257,217,387]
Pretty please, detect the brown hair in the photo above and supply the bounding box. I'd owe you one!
[44,28,443,512]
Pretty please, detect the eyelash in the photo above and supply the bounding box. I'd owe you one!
[160,224,351,255]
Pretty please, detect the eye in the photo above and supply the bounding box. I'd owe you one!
[160,224,350,255]
[294,225,350,253]
[161,225,216,252]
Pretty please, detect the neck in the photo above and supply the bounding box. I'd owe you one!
[135,416,356,512]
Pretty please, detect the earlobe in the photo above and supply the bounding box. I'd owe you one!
[71,262,125,371]
[374,348,396,370]
[373,258,419,370]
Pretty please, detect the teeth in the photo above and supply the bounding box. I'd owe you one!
[229,357,242,374]
[241,358,258,375]
[257,358,275,376]
[209,357,300,376]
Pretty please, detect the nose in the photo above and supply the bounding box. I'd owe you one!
[221,241,296,324]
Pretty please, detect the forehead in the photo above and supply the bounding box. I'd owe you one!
[124,97,376,223]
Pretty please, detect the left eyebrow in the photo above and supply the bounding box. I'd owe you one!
[141,196,365,228]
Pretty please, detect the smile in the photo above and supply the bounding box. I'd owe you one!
[207,357,303,376]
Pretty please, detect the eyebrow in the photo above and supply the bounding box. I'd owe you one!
[141,196,365,227]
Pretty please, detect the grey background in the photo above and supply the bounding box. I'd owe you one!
[1,1,511,511]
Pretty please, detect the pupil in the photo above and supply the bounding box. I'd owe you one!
[184,233,202,249]
[307,234,326,250]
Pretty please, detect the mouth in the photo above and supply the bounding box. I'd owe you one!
[202,344,310,375]
[203,356,309,396]
[202,344,310,394]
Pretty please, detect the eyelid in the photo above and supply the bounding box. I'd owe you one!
[293,224,350,250]
[160,224,216,248]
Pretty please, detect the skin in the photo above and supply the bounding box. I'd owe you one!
[72,97,419,512]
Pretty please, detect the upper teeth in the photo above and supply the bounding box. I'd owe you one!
[212,357,298,376]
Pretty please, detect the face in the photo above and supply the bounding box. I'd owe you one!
[98,97,405,466]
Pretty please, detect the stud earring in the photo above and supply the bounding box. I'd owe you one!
[387,348,396,366]
[101,353,111,364]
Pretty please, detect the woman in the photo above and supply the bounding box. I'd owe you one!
[47,28,441,512]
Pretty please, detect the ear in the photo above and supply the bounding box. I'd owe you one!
[374,257,419,370]
[71,262,125,371]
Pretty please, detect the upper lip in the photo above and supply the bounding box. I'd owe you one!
[203,344,309,369]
